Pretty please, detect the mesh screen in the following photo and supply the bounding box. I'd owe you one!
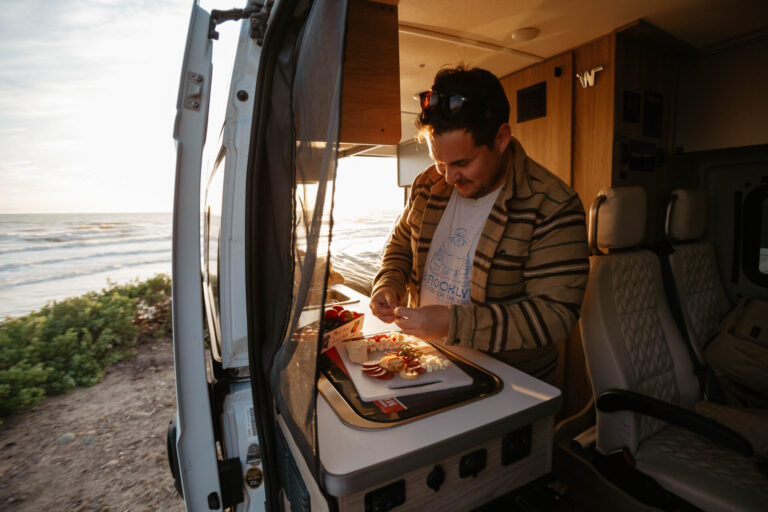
[268,0,348,477]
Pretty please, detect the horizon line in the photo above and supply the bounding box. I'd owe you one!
[0,211,173,215]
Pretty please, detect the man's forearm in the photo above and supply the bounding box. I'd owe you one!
[446,291,584,352]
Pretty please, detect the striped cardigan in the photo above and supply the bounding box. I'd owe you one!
[373,138,589,369]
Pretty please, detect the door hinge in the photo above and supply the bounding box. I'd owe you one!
[209,1,273,45]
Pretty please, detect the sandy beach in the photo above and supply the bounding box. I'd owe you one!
[0,336,184,511]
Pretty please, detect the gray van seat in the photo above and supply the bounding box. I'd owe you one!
[665,189,731,363]
[581,186,768,512]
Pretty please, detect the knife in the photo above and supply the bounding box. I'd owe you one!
[388,379,441,390]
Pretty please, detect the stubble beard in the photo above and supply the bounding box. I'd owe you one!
[467,155,507,199]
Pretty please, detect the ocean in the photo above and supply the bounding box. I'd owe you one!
[0,213,173,319]
[0,211,398,319]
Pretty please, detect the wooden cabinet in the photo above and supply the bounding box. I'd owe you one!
[572,35,616,214]
[499,23,688,415]
[611,24,689,244]
[340,0,401,145]
[501,22,687,241]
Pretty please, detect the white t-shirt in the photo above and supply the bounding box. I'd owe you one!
[420,187,502,306]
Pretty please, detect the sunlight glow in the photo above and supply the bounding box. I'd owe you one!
[0,0,237,214]
[333,157,404,219]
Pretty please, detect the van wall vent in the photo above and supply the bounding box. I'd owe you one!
[517,81,546,123]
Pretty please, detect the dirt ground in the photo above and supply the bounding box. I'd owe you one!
[0,338,186,512]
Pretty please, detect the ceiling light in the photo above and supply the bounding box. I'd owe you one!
[511,27,539,42]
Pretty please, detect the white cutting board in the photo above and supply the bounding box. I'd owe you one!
[335,342,473,402]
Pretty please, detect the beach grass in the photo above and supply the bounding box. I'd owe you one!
[0,274,172,424]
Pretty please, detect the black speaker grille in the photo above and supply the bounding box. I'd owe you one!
[517,81,547,123]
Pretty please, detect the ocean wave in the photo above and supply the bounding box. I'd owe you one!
[0,235,172,256]
[21,228,139,244]
[0,248,171,272]
[0,258,171,288]
[72,222,128,230]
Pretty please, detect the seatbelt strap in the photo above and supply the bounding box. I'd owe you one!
[655,243,710,395]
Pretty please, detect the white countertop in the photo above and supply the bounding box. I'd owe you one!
[318,285,561,482]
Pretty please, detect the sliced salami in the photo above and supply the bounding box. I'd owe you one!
[366,367,387,377]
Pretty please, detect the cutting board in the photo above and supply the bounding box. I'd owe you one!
[335,341,473,402]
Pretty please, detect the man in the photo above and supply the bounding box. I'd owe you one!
[370,65,589,383]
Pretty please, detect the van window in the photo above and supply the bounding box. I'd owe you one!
[741,183,768,285]
[331,156,403,295]
[203,152,225,351]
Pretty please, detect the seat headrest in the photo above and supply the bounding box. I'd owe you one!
[589,186,646,253]
[666,189,707,242]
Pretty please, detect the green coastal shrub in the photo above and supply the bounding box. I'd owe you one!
[0,274,172,422]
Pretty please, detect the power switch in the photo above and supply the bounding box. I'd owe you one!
[459,449,486,478]
[502,424,532,466]
[364,479,405,512]
[426,465,445,491]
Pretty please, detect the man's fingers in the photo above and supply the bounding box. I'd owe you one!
[393,306,411,319]
[393,316,412,331]
[393,308,419,332]
[383,292,400,309]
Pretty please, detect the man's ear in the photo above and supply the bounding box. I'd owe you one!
[495,123,512,153]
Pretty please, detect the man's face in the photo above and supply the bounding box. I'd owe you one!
[427,126,511,199]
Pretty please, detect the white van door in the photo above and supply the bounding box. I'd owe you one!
[171,2,221,510]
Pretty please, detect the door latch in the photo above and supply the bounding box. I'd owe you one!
[183,71,204,111]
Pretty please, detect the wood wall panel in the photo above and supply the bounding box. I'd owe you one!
[340,0,401,145]
[563,35,616,418]
[572,34,616,213]
[500,53,574,185]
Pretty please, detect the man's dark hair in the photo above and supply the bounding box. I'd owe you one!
[416,65,510,149]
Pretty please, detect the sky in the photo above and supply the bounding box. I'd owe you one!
[0,0,405,215]
[0,0,214,213]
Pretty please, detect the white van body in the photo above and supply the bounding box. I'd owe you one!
[169,1,768,511]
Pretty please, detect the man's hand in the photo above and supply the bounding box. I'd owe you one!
[369,286,401,323]
[393,305,449,341]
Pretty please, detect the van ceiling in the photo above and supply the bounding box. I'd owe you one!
[394,0,768,142]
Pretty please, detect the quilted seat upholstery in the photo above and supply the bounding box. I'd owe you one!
[581,186,768,512]
[666,189,731,362]
[636,426,768,512]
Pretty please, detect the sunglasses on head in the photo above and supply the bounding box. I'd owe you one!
[418,90,468,117]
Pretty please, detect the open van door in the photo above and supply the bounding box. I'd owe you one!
[170,0,349,509]
[244,0,350,507]
[170,1,222,509]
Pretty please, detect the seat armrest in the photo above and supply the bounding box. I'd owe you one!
[597,389,754,457]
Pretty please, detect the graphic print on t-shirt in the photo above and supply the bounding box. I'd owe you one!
[423,227,473,305]
[420,187,501,307]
